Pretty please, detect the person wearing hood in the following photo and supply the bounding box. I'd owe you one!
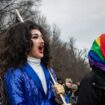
[77,34,105,105]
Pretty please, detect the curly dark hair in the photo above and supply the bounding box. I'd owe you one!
[0,20,50,75]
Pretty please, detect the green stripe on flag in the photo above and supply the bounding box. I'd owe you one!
[91,40,105,61]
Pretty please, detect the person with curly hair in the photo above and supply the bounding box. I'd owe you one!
[0,20,68,105]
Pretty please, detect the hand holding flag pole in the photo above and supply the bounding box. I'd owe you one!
[49,70,69,105]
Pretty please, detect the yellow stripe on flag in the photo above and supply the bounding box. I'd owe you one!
[96,36,100,47]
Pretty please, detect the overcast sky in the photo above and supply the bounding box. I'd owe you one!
[39,0,105,51]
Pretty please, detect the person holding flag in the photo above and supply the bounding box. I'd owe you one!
[0,20,70,105]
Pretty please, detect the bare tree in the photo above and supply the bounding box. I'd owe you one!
[0,0,41,31]
[50,28,90,81]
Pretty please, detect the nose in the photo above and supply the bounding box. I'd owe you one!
[39,36,44,43]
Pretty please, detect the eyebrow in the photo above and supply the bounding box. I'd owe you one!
[32,33,42,36]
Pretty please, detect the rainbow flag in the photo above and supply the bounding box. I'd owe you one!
[88,34,105,71]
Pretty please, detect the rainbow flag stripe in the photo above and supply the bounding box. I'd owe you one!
[88,34,105,71]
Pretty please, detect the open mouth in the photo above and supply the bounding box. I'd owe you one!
[38,45,44,53]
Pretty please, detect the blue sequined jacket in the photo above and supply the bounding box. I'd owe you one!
[4,63,57,105]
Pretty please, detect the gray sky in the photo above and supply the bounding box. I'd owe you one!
[40,0,105,51]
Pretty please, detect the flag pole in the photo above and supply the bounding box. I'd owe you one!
[15,9,24,22]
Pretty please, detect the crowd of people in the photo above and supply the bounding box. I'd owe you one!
[57,78,80,105]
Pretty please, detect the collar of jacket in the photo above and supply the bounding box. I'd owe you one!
[91,66,105,90]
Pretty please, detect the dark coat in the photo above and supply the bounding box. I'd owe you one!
[77,67,105,105]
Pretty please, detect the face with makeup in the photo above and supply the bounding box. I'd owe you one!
[28,29,44,59]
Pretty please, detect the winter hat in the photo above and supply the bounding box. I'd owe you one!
[71,84,78,90]
[65,78,73,83]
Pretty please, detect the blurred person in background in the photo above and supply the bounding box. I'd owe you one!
[75,81,80,97]
[63,78,73,103]
[70,84,78,105]
[57,78,63,85]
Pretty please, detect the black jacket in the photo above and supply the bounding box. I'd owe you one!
[77,67,105,105]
